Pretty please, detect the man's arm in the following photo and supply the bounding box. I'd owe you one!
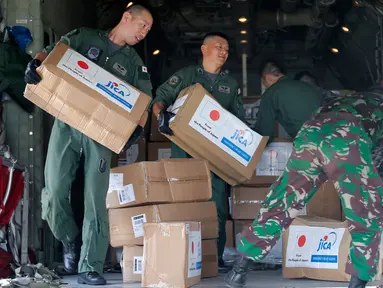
[229,85,245,121]
[152,71,187,117]
[254,92,277,139]
[25,29,84,84]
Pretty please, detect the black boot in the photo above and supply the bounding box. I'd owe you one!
[224,257,253,288]
[348,275,368,288]
[78,272,107,285]
[62,235,81,274]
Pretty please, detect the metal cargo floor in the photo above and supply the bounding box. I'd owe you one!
[61,270,382,287]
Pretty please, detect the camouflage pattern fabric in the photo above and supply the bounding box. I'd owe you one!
[238,111,383,282]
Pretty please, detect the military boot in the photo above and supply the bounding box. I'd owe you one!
[62,235,81,274]
[224,257,253,288]
[348,276,368,288]
[78,272,107,285]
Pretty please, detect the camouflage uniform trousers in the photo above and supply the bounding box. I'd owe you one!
[238,112,383,282]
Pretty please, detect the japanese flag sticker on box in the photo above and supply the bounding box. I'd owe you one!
[24,42,151,154]
[283,216,382,282]
[165,83,268,186]
[142,222,202,288]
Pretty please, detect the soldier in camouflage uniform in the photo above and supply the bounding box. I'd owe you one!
[225,87,383,288]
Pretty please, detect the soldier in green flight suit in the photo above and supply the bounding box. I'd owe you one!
[255,60,324,139]
[151,32,244,271]
[24,5,153,285]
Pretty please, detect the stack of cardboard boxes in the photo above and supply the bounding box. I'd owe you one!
[106,158,220,285]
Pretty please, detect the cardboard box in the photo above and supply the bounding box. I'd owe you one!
[244,139,293,186]
[106,159,212,209]
[121,239,217,282]
[150,115,171,142]
[109,202,218,247]
[226,220,234,248]
[165,83,268,186]
[117,139,146,167]
[121,246,143,283]
[202,240,218,279]
[283,216,382,282]
[148,142,172,161]
[143,222,202,288]
[231,181,342,221]
[231,187,269,220]
[24,43,151,153]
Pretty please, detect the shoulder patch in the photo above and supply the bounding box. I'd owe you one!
[86,45,103,62]
[168,75,182,87]
[138,65,150,80]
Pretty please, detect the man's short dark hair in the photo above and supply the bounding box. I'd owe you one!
[125,4,151,17]
[259,59,286,78]
[203,32,230,43]
[294,71,319,87]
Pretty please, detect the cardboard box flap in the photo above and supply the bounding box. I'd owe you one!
[141,161,168,182]
[161,159,211,181]
[293,216,346,227]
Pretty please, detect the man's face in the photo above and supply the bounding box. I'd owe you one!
[121,10,153,45]
[202,36,229,67]
[262,74,278,89]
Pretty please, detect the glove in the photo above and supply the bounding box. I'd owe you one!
[122,126,143,151]
[158,110,175,136]
[24,59,42,85]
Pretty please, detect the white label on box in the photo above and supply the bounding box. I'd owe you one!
[57,49,140,112]
[256,142,293,176]
[108,173,123,192]
[158,148,171,160]
[125,143,139,165]
[131,214,147,238]
[133,256,143,274]
[188,231,202,278]
[188,95,262,166]
[169,94,188,115]
[285,226,346,269]
[118,184,135,205]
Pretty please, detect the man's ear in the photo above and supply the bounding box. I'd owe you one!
[122,11,132,23]
[265,74,274,86]
[201,44,208,55]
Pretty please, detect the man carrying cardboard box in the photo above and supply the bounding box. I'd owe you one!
[225,88,383,288]
[255,60,324,140]
[24,4,153,285]
[151,32,244,272]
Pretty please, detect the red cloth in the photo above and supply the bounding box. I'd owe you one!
[0,248,12,278]
[0,158,24,227]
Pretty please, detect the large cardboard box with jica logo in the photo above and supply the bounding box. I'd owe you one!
[24,43,151,154]
[165,83,268,186]
[283,216,382,282]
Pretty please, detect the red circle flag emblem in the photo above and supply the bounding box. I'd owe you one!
[77,60,89,70]
[298,235,306,247]
[210,110,220,121]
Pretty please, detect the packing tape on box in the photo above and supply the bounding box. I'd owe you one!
[141,162,150,200]
[232,200,263,204]
[153,206,161,222]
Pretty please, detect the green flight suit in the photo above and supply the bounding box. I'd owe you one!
[153,65,244,261]
[40,28,153,274]
[255,76,324,139]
